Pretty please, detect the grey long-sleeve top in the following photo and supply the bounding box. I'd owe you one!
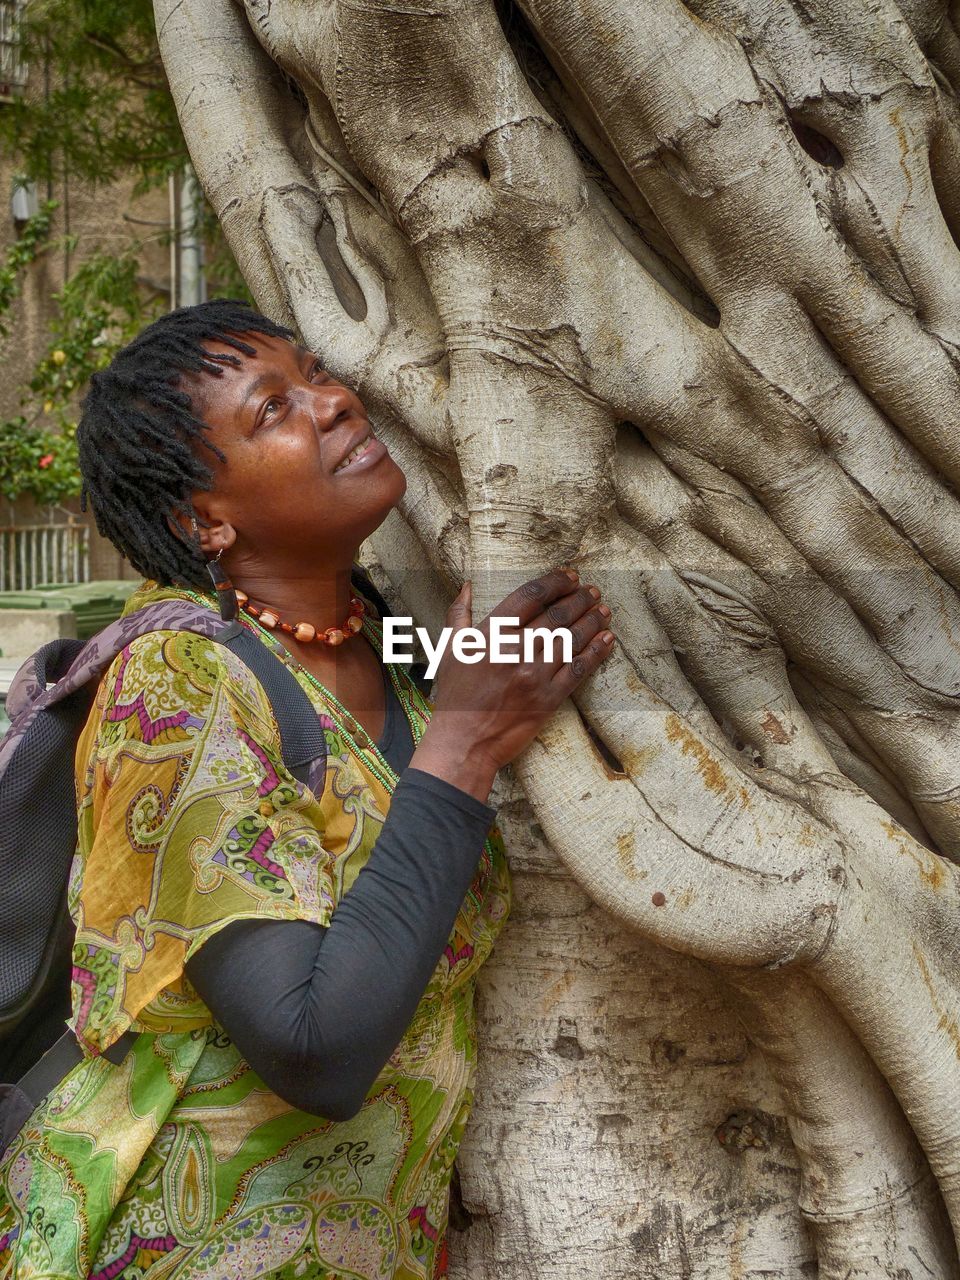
[184,665,495,1121]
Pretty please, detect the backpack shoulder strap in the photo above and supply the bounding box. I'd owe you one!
[212,621,325,786]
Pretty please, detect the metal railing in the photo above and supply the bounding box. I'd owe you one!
[0,520,89,591]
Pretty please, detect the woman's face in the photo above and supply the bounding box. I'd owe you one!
[183,332,406,568]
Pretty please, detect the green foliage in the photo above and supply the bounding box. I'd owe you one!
[0,246,166,504]
[30,248,162,421]
[0,197,58,336]
[0,0,253,503]
[1,0,184,192]
[0,416,79,504]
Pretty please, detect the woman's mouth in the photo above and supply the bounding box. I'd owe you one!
[333,433,387,475]
[334,433,373,473]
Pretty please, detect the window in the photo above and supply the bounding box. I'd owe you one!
[0,0,27,103]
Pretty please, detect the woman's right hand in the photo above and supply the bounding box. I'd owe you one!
[410,568,615,801]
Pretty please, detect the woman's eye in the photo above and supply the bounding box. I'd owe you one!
[257,397,283,425]
[310,360,326,380]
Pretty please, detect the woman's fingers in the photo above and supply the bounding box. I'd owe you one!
[552,630,616,693]
[487,567,581,627]
[535,586,601,629]
[528,584,602,633]
[445,579,473,629]
[524,585,609,672]
[567,604,612,658]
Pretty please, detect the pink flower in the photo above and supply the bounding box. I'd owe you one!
[38,453,54,468]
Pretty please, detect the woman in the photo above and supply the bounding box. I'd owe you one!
[0,299,614,1279]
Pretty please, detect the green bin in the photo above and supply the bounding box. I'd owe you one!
[0,580,137,641]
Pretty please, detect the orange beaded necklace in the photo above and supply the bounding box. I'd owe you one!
[235,589,365,647]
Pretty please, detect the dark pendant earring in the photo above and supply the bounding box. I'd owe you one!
[206,547,238,623]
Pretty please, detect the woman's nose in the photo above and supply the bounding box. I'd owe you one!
[310,380,358,430]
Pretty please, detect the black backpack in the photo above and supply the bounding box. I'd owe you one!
[0,571,392,1154]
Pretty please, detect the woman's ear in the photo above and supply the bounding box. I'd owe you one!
[167,507,237,558]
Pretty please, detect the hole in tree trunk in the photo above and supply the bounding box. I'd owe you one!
[788,117,844,169]
[448,1165,474,1231]
[618,419,647,445]
[280,69,308,111]
[463,147,492,182]
[314,214,368,321]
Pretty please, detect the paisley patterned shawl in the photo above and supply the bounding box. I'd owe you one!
[0,580,510,1280]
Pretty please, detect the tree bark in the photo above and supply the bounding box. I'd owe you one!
[153,0,960,1272]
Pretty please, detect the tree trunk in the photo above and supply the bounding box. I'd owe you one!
[152,0,960,1273]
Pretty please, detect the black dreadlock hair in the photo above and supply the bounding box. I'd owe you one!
[78,298,294,589]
